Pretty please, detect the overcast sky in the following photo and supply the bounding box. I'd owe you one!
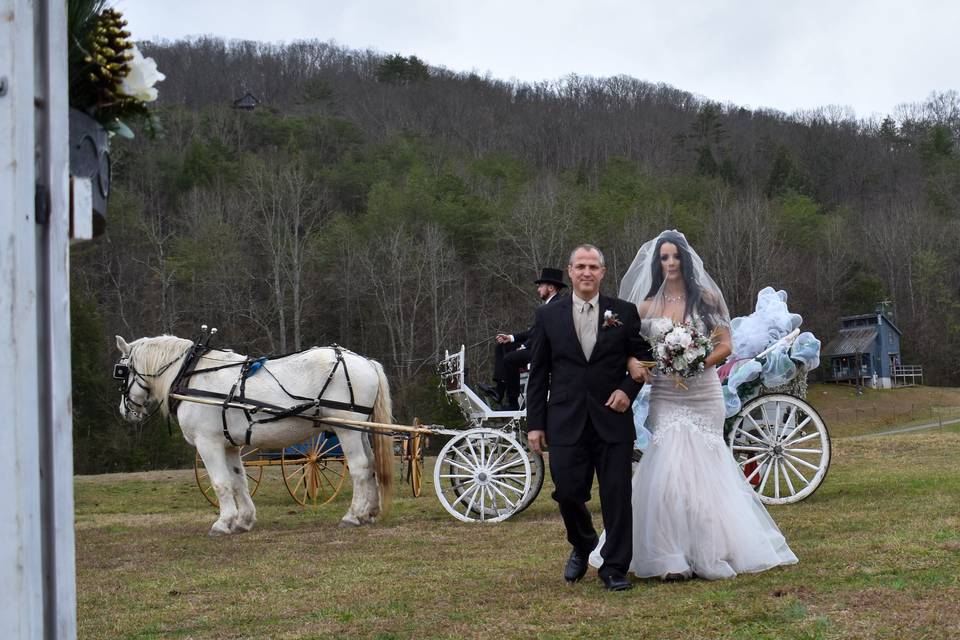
[118,0,958,119]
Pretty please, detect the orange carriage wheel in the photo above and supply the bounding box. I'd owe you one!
[281,432,348,507]
[408,431,426,497]
[194,447,264,508]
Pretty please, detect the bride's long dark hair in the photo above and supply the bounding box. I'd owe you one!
[644,231,723,331]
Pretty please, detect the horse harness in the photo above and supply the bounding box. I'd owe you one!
[115,342,375,447]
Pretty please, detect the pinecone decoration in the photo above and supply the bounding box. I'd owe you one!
[77,8,133,109]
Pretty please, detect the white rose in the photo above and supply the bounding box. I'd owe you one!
[673,356,687,371]
[657,344,669,358]
[119,44,166,103]
[678,331,692,349]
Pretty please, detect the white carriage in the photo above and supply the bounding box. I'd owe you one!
[434,345,546,522]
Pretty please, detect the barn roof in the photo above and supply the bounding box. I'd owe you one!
[823,328,878,357]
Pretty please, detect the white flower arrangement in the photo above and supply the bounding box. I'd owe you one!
[118,44,165,104]
[651,321,713,386]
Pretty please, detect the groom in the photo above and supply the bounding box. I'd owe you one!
[526,244,650,591]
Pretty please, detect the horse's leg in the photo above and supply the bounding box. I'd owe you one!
[196,440,241,536]
[337,429,378,526]
[224,446,257,533]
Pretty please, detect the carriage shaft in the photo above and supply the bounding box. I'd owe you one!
[168,393,456,436]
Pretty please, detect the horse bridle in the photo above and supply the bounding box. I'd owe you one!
[113,349,187,421]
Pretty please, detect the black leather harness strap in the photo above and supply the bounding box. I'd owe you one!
[169,344,375,446]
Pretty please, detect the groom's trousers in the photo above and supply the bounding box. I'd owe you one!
[548,418,633,578]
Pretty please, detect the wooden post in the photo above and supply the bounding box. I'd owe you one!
[0,0,77,637]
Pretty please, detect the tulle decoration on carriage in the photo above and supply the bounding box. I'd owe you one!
[720,287,821,418]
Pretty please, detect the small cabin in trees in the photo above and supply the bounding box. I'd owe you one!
[232,92,260,110]
[823,307,920,388]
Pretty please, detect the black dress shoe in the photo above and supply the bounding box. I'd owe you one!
[600,572,634,591]
[564,548,589,583]
[477,383,501,404]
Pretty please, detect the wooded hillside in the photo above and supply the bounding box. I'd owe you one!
[70,37,960,472]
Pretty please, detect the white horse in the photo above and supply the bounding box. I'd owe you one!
[114,334,394,535]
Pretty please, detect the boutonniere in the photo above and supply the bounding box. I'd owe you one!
[602,309,622,329]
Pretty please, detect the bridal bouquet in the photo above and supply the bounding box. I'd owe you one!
[652,321,713,386]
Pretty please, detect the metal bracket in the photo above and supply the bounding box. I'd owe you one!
[35,183,50,226]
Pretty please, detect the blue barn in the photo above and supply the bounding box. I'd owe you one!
[823,309,909,388]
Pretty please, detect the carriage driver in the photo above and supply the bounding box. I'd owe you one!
[480,267,567,410]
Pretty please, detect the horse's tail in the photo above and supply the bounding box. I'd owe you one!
[370,360,394,516]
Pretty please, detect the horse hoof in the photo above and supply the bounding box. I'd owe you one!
[339,517,361,528]
[208,523,232,537]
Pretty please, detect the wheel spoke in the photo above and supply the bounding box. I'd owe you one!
[744,461,763,483]
[784,452,820,471]
[490,455,526,474]
[441,478,475,495]
[489,478,526,495]
[438,473,474,479]
[289,470,306,497]
[782,457,811,486]
[732,445,769,453]
[781,429,820,447]
[487,443,512,470]
[773,459,780,499]
[466,484,481,515]
[487,482,517,507]
[747,414,774,444]
[783,447,822,455]
[445,456,477,474]
[738,451,771,468]
[315,439,341,458]
[735,429,768,446]
[780,459,796,496]
[450,482,480,505]
[779,415,812,444]
[758,460,774,495]
[465,436,482,468]
[452,443,479,468]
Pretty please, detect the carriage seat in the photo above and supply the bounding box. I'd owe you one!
[439,345,526,422]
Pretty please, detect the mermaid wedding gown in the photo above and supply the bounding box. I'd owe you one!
[591,317,798,580]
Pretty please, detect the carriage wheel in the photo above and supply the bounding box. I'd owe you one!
[194,447,263,508]
[407,432,425,497]
[728,393,831,505]
[434,428,531,523]
[443,431,542,517]
[281,433,348,507]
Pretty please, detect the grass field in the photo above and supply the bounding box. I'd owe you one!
[75,386,960,639]
[805,383,960,438]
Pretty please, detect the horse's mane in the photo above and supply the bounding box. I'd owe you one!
[130,335,193,417]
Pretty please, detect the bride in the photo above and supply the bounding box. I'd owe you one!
[591,230,798,580]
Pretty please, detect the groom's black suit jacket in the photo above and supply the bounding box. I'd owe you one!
[527,294,651,446]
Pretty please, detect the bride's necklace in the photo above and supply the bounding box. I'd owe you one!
[664,292,686,303]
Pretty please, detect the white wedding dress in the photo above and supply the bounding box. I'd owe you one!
[591,317,798,580]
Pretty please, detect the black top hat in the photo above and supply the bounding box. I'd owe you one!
[534,267,567,289]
